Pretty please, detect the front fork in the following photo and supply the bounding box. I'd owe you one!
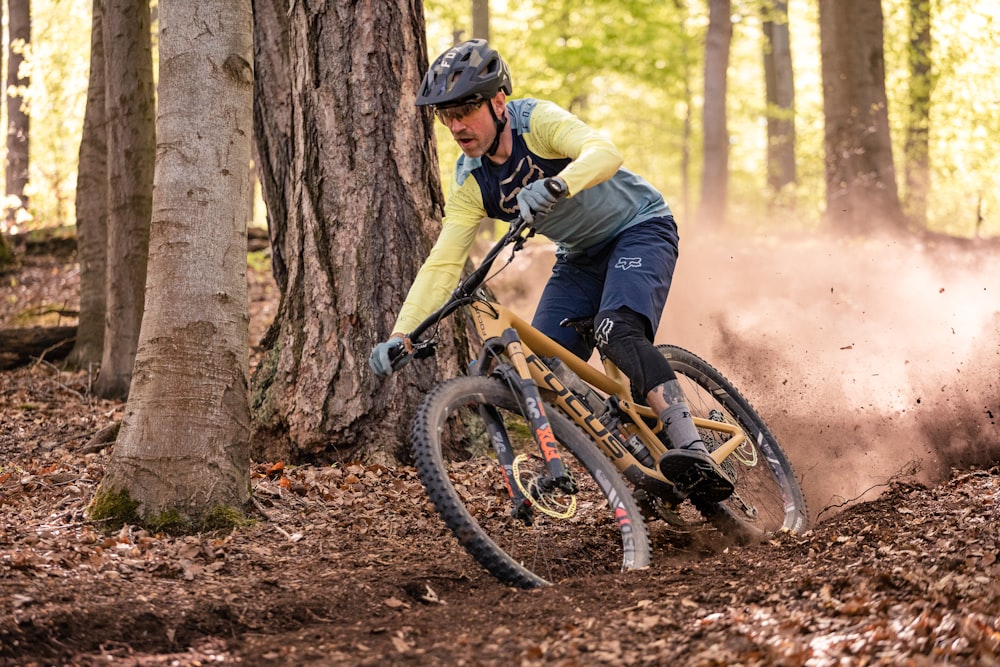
[471,329,577,524]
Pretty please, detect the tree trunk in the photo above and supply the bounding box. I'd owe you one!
[94,0,155,399]
[472,0,490,41]
[0,234,12,270]
[904,0,932,228]
[250,0,290,294]
[818,0,903,234]
[67,0,109,370]
[96,0,254,526]
[5,0,30,222]
[698,0,731,229]
[762,0,796,194]
[251,0,453,463]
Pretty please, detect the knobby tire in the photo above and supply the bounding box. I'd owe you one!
[412,375,652,589]
[660,345,809,539]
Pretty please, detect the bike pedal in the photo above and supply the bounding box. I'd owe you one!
[659,450,735,503]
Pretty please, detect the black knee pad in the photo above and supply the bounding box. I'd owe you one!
[593,308,674,398]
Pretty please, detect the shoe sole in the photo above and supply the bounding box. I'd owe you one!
[659,450,735,503]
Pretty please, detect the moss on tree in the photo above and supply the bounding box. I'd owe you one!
[87,488,140,528]
[89,487,253,534]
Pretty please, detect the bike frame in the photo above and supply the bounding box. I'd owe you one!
[467,298,747,492]
[405,204,746,505]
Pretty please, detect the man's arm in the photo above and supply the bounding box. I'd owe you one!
[525,100,624,196]
[391,177,485,335]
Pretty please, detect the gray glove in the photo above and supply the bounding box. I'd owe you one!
[369,336,410,378]
[516,179,560,224]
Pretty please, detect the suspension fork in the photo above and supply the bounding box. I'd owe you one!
[476,329,577,498]
[477,402,534,523]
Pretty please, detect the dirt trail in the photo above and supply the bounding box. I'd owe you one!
[2,236,998,665]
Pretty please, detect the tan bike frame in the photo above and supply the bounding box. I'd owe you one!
[470,299,746,486]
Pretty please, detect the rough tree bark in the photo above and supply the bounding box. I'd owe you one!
[251,0,457,463]
[67,0,109,370]
[818,0,904,234]
[94,0,254,527]
[94,0,156,399]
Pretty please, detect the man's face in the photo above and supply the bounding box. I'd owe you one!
[436,95,502,158]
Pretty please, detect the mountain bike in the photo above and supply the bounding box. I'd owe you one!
[394,181,809,588]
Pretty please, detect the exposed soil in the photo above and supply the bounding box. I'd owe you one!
[2,247,999,666]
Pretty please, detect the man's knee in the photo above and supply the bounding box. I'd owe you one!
[594,308,673,397]
[593,308,649,353]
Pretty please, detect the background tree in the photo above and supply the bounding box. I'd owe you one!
[819,0,904,233]
[698,0,732,229]
[472,0,489,41]
[66,0,108,369]
[251,0,453,461]
[762,0,796,197]
[0,0,7,278]
[904,0,932,227]
[6,0,31,223]
[94,0,155,399]
[93,0,254,527]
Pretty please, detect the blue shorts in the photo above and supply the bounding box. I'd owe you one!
[531,215,679,359]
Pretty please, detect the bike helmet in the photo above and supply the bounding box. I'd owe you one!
[416,39,512,108]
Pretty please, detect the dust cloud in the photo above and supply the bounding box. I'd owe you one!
[483,230,1000,522]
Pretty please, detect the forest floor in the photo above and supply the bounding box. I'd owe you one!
[2,248,999,666]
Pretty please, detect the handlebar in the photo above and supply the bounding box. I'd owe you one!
[404,177,568,356]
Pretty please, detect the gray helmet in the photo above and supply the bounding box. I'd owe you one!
[416,39,512,108]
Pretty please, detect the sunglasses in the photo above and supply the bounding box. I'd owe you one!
[435,100,486,125]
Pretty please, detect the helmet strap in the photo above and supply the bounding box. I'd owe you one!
[485,101,507,158]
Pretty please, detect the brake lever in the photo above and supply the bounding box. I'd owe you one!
[410,340,437,360]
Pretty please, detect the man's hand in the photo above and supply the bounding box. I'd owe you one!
[369,336,411,378]
[516,178,564,224]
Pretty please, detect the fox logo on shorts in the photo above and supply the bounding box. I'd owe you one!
[615,257,643,270]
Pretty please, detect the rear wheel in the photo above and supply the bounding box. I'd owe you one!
[412,375,651,588]
[659,345,809,540]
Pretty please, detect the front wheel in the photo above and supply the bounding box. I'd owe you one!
[660,345,809,539]
[412,375,651,589]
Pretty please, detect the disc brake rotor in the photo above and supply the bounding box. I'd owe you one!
[511,454,577,519]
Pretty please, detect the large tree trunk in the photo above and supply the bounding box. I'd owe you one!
[818,0,903,234]
[904,0,932,228]
[67,0,109,370]
[251,0,454,463]
[94,0,155,399]
[95,0,254,526]
[5,0,30,222]
[697,0,731,229]
[762,0,796,195]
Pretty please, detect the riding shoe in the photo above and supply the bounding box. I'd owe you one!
[658,446,735,503]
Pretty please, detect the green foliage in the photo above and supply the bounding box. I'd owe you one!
[423,0,998,237]
[3,0,997,238]
[247,249,271,274]
[2,0,91,232]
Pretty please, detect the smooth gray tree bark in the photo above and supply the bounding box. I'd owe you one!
[94,0,155,399]
[67,0,109,369]
[96,0,254,526]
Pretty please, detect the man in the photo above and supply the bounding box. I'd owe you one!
[369,39,732,502]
